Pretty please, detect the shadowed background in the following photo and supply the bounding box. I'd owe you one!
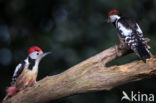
[0,0,156,103]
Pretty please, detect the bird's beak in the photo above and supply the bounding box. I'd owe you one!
[104,18,110,23]
[39,52,51,60]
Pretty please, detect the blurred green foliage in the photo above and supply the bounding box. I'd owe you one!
[0,0,156,102]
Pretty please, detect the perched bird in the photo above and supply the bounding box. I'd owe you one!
[3,46,51,100]
[107,9,151,62]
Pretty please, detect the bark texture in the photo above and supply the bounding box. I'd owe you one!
[2,41,156,103]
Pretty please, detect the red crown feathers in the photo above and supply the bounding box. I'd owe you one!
[27,46,43,54]
[108,9,120,16]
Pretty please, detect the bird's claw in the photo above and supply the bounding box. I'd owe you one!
[147,45,151,49]
[34,82,40,88]
[118,44,125,50]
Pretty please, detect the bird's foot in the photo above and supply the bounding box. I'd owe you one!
[118,44,125,50]
[147,45,151,49]
[33,81,40,88]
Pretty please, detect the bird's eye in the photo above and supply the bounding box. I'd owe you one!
[37,53,39,55]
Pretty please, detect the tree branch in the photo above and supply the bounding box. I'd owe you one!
[2,40,155,103]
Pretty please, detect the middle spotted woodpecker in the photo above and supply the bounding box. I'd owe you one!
[4,46,51,100]
[107,9,151,62]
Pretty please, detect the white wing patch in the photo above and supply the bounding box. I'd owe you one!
[117,22,132,36]
[13,63,22,78]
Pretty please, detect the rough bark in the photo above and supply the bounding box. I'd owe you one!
[2,39,156,103]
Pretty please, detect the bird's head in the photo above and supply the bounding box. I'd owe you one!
[27,46,51,61]
[107,9,120,23]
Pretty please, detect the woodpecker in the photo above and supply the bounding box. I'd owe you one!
[3,46,51,100]
[107,9,151,62]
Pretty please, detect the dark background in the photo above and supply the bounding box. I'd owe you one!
[0,0,156,103]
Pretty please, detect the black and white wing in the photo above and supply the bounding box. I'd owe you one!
[11,61,25,85]
[116,18,139,45]
[116,17,150,62]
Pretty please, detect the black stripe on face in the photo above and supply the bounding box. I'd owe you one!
[28,57,35,70]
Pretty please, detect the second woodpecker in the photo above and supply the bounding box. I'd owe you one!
[107,9,151,62]
[4,46,51,100]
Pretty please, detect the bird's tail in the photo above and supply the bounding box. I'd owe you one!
[3,95,8,101]
[136,45,151,62]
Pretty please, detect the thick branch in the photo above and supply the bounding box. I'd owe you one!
[3,41,155,103]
